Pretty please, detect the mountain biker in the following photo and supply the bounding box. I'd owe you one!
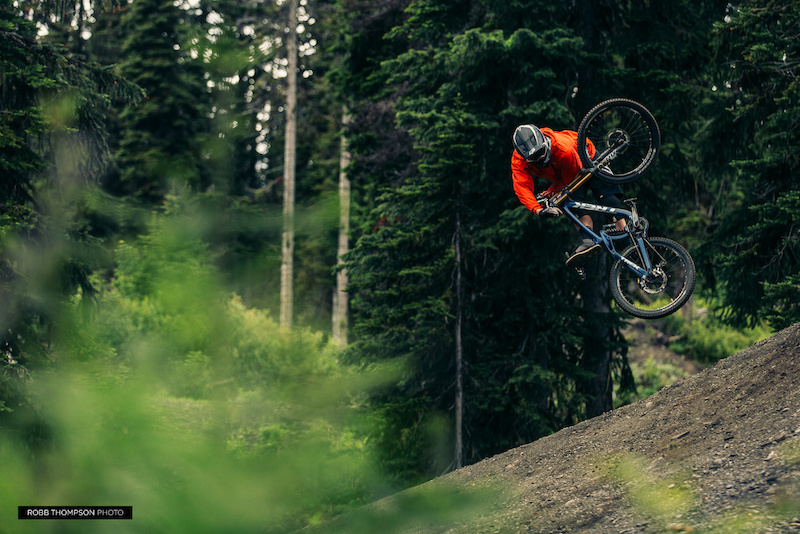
[511,124,626,267]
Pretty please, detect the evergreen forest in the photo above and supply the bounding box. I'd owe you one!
[1,0,798,531]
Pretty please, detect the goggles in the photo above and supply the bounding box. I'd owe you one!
[526,145,549,163]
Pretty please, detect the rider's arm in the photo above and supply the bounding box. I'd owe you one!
[511,153,542,213]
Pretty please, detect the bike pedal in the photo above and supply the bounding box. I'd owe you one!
[575,267,586,281]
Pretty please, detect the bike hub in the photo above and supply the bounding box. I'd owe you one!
[607,129,630,154]
[639,267,668,294]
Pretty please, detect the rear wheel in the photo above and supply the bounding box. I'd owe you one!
[577,98,660,184]
[609,236,695,319]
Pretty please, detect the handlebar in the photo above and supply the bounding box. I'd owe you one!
[534,193,552,207]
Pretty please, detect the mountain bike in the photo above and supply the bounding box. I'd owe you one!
[538,98,696,319]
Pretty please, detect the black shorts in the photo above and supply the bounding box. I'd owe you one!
[570,178,623,205]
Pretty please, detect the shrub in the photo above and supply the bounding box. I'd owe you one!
[661,297,771,364]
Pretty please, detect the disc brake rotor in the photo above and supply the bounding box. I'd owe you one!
[607,129,630,154]
[639,266,668,294]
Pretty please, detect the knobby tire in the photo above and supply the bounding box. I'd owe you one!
[609,236,696,319]
[577,98,661,185]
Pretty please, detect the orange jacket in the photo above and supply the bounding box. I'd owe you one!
[511,128,595,213]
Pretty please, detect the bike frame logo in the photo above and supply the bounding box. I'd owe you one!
[570,201,620,214]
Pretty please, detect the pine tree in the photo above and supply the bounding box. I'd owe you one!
[706,1,800,329]
[0,1,142,429]
[345,106,476,477]
[113,0,210,203]
[339,0,627,480]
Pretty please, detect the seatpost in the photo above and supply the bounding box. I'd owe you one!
[551,171,593,207]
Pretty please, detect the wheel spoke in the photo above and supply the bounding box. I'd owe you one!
[610,237,696,319]
[577,98,661,184]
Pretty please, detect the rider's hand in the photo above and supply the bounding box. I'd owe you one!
[540,189,556,199]
[538,206,563,218]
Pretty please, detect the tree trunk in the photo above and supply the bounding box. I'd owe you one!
[574,0,614,417]
[332,110,351,346]
[280,0,298,330]
[453,210,464,469]
[580,254,614,417]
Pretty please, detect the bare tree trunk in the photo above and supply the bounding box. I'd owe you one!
[280,0,298,330]
[580,254,614,417]
[574,0,614,417]
[453,210,464,469]
[332,110,351,346]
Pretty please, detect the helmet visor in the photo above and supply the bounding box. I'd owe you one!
[526,144,549,163]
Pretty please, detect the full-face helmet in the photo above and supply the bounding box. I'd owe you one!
[513,124,551,167]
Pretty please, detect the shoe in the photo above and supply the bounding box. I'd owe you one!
[565,239,600,267]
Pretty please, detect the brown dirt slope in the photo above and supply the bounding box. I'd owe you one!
[335,322,800,533]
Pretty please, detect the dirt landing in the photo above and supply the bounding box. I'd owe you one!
[419,322,800,533]
[309,323,800,533]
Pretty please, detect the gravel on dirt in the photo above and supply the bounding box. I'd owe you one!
[316,322,800,533]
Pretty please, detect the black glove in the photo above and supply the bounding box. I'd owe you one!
[539,206,563,218]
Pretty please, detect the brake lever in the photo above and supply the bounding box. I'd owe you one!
[535,195,551,210]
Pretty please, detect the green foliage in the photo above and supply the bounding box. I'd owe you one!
[654,298,772,364]
[0,3,144,436]
[112,0,210,202]
[0,364,380,533]
[79,194,335,394]
[4,0,800,512]
[0,3,143,202]
[762,273,800,331]
[706,1,800,329]
[605,454,695,527]
[616,358,691,406]
[0,197,505,532]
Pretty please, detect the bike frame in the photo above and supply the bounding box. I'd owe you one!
[559,196,652,279]
[542,137,657,279]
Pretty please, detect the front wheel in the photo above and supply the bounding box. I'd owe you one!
[609,236,696,319]
[577,98,661,184]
